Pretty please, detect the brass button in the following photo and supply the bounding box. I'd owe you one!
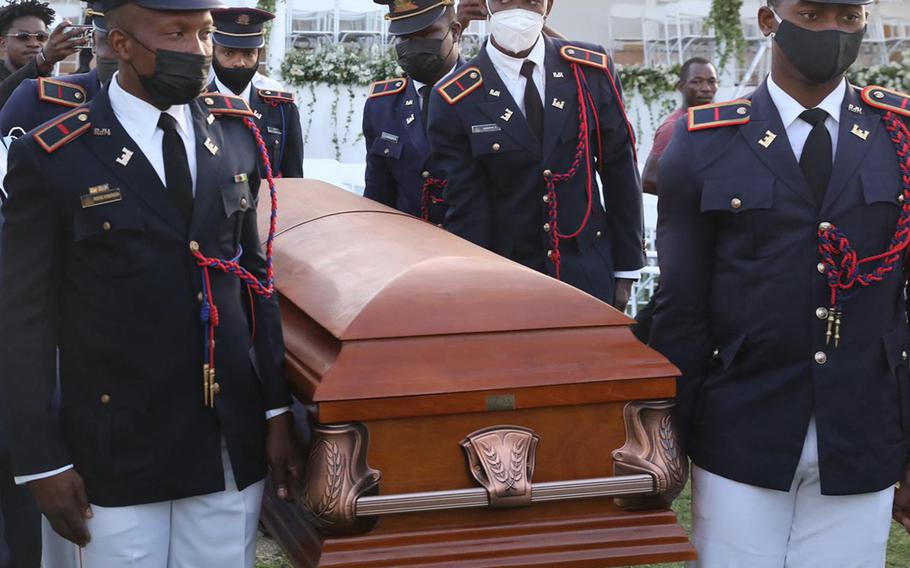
[100,394,111,404]
[814,351,827,365]
[77,113,88,122]
[874,91,885,99]
[383,148,390,155]
[818,222,832,231]
[205,97,215,105]
[469,72,478,80]
[102,221,111,231]
[736,106,747,115]
[240,197,248,210]
[542,195,549,203]
[546,249,553,259]
[899,194,906,203]
[730,197,743,210]
[543,169,553,178]
[273,139,279,146]
[197,291,204,303]
[492,143,501,152]
[817,262,826,274]
[816,307,829,320]
[903,351,908,362]
[212,383,221,395]
[596,231,603,238]
[189,240,200,252]
[712,348,720,357]
[543,223,551,232]
[74,92,83,100]
[422,170,431,179]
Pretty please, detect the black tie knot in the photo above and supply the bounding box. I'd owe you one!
[800,108,828,127]
[520,60,536,79]
[158,112,179,132]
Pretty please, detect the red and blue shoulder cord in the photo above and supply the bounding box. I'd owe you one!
[818,111,910,347]
[543,62,636,280]
[192,117,278,407]
[421,176,447,222]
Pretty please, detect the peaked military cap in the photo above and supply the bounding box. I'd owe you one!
[374,0,454,36]
[84,1,107,33]
[100,0,224,12]
[212,7,274,50]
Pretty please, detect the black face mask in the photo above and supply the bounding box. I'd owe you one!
[213,57,257,95]
[773,17,865,84]
[124,31,212,109]
[396,29,454,85]
[94,56,119,85]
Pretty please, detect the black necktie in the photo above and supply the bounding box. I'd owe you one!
[799,108,832,207]
[158,113,194,222]
[520,60,543,144]
[419,85,431,131]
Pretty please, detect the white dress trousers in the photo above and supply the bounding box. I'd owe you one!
[51,441,266,568]
[688,418,893,568]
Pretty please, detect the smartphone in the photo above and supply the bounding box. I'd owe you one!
[70,24,94,50]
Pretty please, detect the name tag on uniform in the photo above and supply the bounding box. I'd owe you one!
[80,184,122,208]
[267,126,282,135]
[472,123,501,134]
[380,132,399,143]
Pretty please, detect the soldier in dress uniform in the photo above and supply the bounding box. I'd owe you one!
[362,0,466,225]
[207,6,303,178]
[649,0,910,565]
[427,0,644,308]
[0,0,302,566]
[0,1,115,137]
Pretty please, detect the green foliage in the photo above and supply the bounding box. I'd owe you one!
[257,0,276,13]
[705,0,746,70]
[850,54,910,92]
[618,63,681,105]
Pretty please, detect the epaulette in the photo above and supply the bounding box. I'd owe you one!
[257,89,295,104]
[368,77,407,99]
[200,92,255,118]
[560,45,608,70]
[861,86,910,118]
[688,99,751,132]
[38,77,87,108]
[438,67,482,105]
[33,107,90,153]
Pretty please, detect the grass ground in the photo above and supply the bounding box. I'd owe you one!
[254,483,910,568]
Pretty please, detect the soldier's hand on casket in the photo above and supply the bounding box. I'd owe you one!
[613,278,634,312]
[893,481,910,533]
[28,469,92,547]
[266,412,305,501]
[456,0,487,27]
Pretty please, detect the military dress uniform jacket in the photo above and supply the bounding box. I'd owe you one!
[428,37,644,303]
[0,69,101,136]
[0,86,290,507]
[207,79,304,179]
[649,81,910,496]
[363,68,462,225]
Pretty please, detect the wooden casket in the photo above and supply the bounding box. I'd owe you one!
[259,180,696,568]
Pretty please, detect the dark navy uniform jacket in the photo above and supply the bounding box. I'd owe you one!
[428,37,644,303]
[649,81,910,496]
[208,78,304,179]
[0,87,290,507]
[0,69,101,136]
[363,67,463,225]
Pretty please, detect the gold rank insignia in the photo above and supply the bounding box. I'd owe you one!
[368,77,408,99]
[860,85,910,118]
[688,100,752,132]
[560,45,608,70]
[438,67,483,105]
[257,89,295,104]
[38,77,88,108]
[236,14,251,25]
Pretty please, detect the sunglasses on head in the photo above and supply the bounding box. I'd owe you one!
[6,32,49,42]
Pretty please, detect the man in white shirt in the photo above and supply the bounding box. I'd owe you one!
[649,0,910,565]
[0,0,302,566]
[427,0,644,308]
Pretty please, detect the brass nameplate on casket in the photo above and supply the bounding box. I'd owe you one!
[258,180,695,568]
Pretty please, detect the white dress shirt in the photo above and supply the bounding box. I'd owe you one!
[767,74,846,163]
[213,71,285,104]
[412,62,458,110]
[485,35,546,116]
[486,37,640,281]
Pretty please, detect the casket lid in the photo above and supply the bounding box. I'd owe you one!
[268,181,632,342]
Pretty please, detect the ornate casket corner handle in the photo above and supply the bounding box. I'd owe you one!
[612,399,688,510]
[300,421,382,536]
[460,425,540,509]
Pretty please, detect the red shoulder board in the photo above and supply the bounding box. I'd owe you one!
[437,67,482,105]
[38,77,88,108]
[200,92,255,118]
[560,45,608,70]
[33,107,91,153]
[861,86,910,118]
[688,99,752,132]
[257,89,295,104]
[368,77,407,99]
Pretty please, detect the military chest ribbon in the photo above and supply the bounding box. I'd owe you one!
[817,110,910,348]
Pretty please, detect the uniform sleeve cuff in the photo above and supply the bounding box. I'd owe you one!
[614,270,642,280]
[266,407,292,420]
[15,464,74,486]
